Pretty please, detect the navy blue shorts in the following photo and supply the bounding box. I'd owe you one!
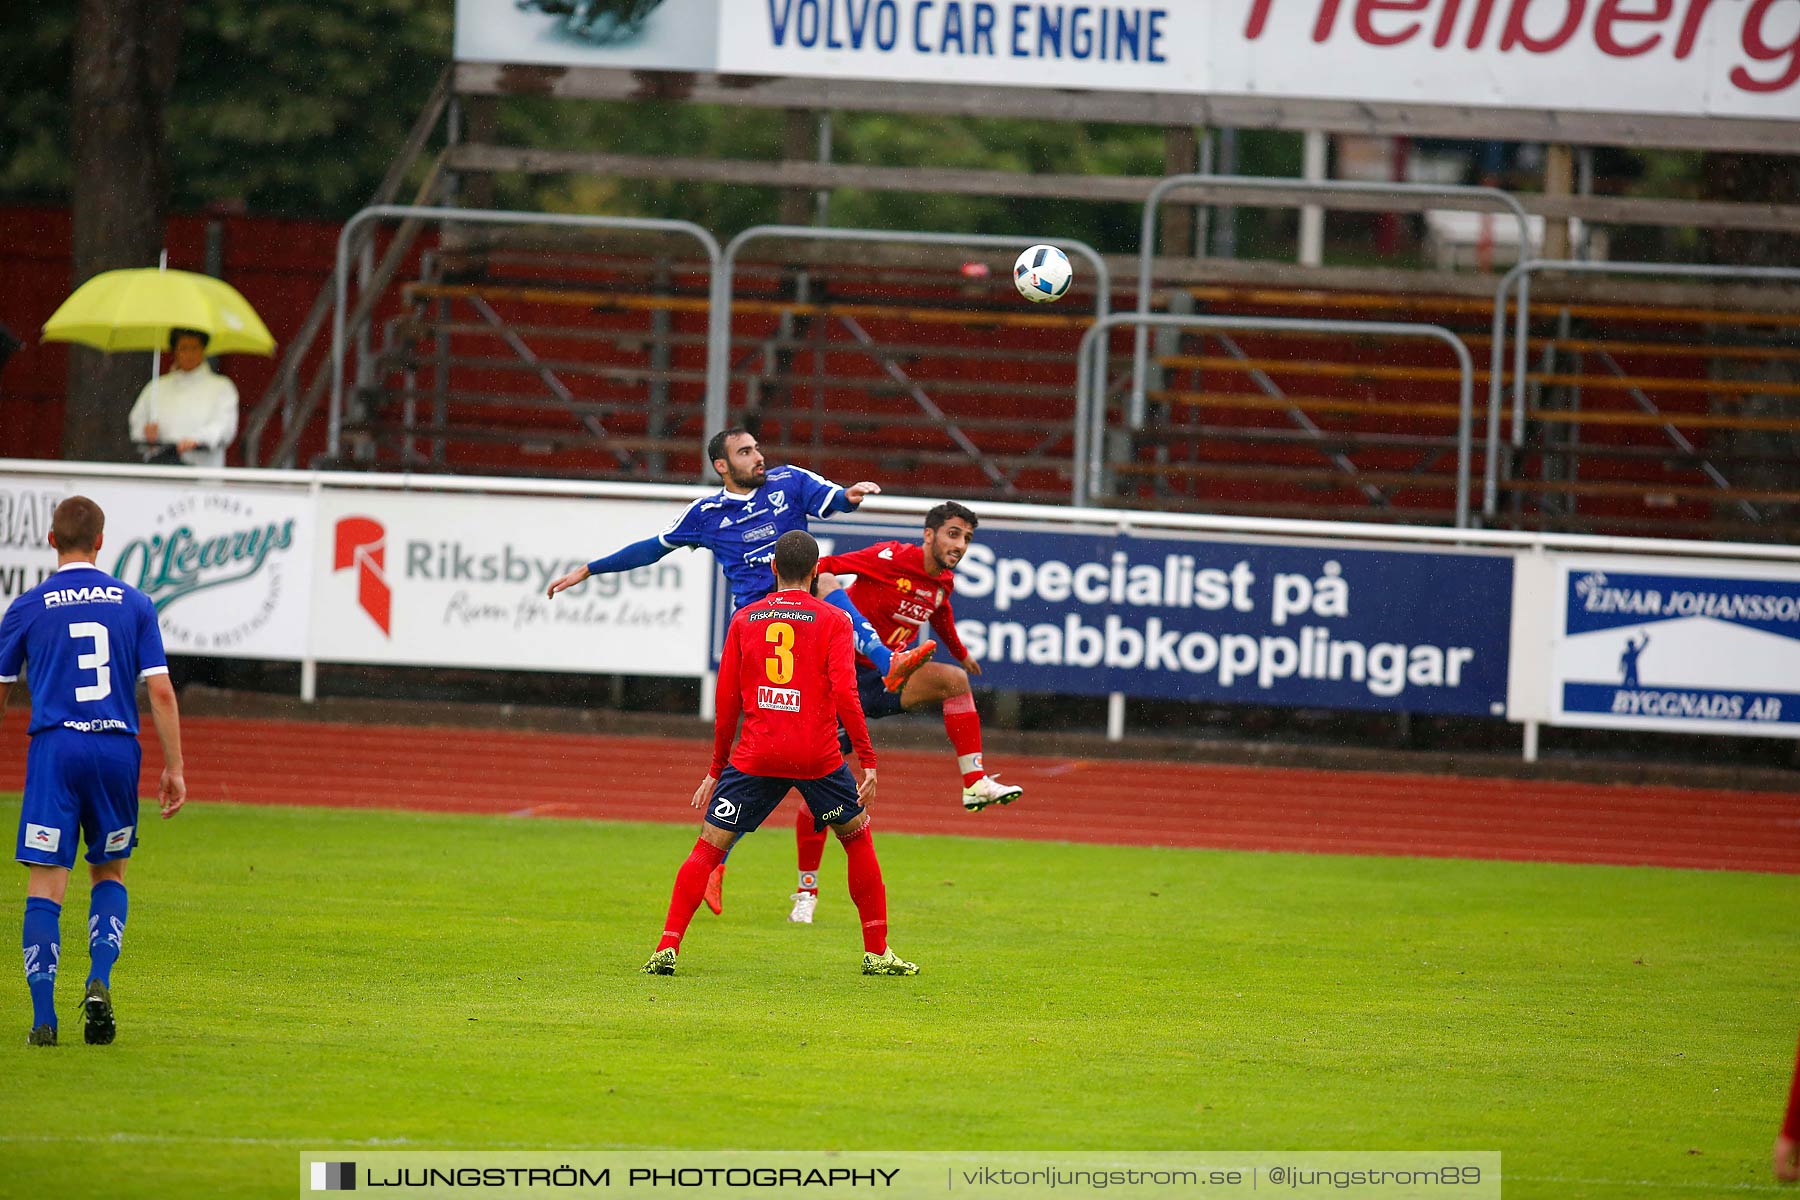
[16,729,142,870]
[856,663,906,721]
[835,664,905,759]
[705,763,865,836]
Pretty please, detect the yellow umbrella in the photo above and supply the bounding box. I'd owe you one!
[41,267,276,356]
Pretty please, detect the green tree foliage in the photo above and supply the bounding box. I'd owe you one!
[0,0,1543,264]
[0,0,452,215]
[497,100,1179,253]
[491,97,791,234]
[0,0,1264,255]
[167,0,452,213]
[0,4,78,201]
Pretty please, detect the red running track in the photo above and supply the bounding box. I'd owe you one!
[2,717,1797,874]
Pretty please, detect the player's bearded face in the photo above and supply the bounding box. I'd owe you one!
[719,436,766,489]
[926,519,974,571]
[728,459,766,488]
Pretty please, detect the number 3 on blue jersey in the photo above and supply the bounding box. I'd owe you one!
[69,622,111,702]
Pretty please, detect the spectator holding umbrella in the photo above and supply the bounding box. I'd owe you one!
[127,327,238,467]
[41,261,274,467]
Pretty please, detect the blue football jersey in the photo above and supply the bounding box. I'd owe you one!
[0,563,168,737]
[657,465,853,609]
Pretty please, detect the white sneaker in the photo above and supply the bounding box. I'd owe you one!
[787,891,818,924]
[961,774,1024,812]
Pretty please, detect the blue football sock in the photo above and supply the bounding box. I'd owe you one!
[823,589,892,673]
[87,880,127,989]
[23,897,61,1030]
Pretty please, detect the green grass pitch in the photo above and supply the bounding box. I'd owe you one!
[0,795,1796,1199]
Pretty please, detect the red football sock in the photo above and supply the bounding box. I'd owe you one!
[943,693,986,787]
[657,839,728,953]
[839,822,888,955]
[794,804,828,894]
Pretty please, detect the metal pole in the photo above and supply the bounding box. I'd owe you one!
[333,205,721,462]
[1106,692,1126,742]
[815,110,833,227]
[301,474,322,700]
[1214,129,1239,260]
[1484,260,1533,521]
[1299,132,1327,268]
[1081,313,1475,525]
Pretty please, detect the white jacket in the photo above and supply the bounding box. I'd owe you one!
[127,362,240,468]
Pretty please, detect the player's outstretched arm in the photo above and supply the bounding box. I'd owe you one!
[0,602,24,721]
[546,564,590,598]
[826,614,879,803]
[792,465,878,517]
[547,535,674,598]
[702,622,745,809]
[930,598,976,673]
[816,544,885,581]
[145,675,187,818]
[691,775,716,812]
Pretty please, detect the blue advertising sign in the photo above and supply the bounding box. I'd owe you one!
[1551,559,1800,736]
[818,522,1513,717]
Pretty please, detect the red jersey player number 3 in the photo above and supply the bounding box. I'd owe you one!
[709,593,878,788]
[645,529,915,979]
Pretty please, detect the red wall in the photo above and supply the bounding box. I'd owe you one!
[0,206,344,461]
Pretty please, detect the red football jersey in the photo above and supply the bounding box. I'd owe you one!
[711,588,877,779]
[817,541,968,665]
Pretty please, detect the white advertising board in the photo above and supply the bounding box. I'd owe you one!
[0,473,314,660]
[456,0,1800,121]
[453,0,719,69]
[0,478,63,605]
[1548,553,1800,737]
[310,490,713,676]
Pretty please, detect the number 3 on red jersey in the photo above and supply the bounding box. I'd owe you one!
[765,621,795,684]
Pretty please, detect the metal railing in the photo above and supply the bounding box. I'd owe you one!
[9,456,1794,562]
[1134,176,1531,429]
[706,226,1109,483]
[1484,258,1800,519]
[1078,313,1476,524]
[242,67,453,468]
[306,190,1800,542]
[331,206,721,460]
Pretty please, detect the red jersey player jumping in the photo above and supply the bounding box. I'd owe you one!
[781,501,1023,924]
[642,529,917,977]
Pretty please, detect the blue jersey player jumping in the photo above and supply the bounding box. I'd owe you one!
[545,428,936,914]
[0,496,187,1047]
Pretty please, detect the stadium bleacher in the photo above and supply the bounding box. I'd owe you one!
[247,225,1800,545]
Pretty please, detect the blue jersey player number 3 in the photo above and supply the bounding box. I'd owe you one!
[0,496,187,1049]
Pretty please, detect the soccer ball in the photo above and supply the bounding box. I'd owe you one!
[1014,244,1073,303]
